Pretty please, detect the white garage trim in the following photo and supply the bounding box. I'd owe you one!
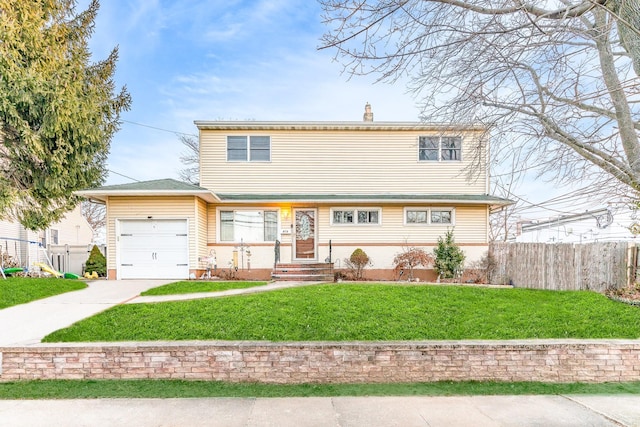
[117,219,189,279]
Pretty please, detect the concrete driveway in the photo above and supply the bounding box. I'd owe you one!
[0,279,170,346]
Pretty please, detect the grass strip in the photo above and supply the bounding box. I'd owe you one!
[1,380,639,399]
[44,284,640,342]
[141,281,268,296]
[0,277,87,309]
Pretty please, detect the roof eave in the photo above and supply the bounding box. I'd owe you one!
[194,121,488,132]
[75,190,221,203]
[215,195,513,206]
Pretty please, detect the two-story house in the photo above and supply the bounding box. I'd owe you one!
[79,105,510,280]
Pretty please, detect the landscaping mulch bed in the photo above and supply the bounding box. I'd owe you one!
[606,285,640,307]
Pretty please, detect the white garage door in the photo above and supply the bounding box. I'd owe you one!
[118,219,189,279]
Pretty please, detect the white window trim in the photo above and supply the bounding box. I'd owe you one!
[226,136,271,162]
[417,136,463,162]
[216,207,281,243]
[330,207,382,226]
[404,207,456,226]
[50,228,59,245]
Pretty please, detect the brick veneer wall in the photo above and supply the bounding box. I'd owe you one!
[2,340,640,383]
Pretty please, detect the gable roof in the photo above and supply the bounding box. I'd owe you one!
[76,179,220,203]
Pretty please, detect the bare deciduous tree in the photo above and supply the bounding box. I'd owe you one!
[81,200,106,231]
[178,135,200,185]
[320,1,640,195]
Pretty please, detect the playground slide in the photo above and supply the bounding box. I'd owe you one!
[34,262,63,278]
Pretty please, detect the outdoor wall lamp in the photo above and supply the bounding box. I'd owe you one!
[280,208,291,222]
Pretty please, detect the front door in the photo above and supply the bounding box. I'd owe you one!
[294,209,316,260]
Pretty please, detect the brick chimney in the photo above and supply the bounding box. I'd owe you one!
[363,102,373,122]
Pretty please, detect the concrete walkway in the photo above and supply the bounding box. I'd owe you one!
[129,280,324,304]
[0,280,324,345]
[1,395,639,426]
[0,280,171,346]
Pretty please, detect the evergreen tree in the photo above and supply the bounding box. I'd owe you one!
[433,230,465,279]
[85,244,106,277]
[0,0,131,230]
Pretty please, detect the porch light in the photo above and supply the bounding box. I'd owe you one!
[280,208,291,222]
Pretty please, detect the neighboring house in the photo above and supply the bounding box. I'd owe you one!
[79,105,511,280]
[0,205,95,274]
[515,204,640,243]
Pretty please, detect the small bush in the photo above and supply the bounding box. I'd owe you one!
[84,245,106,277]
[344,248,371,280]
[393,247,434,281]
[433,230,465,280]
[461,251,496,284]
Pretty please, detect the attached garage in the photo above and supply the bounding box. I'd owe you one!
[118,219,189,279]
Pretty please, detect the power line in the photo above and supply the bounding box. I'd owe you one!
[108,169,140,182]
[121,120,198,137]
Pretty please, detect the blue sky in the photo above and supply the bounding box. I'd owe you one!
[79,0,616,226]
[83,0,420,185]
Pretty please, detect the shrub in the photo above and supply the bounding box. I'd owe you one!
[344,248,371,280]
[433,230,465,280]
[393,247,434,281]
[84,245,106,277]
[461,251,496,284]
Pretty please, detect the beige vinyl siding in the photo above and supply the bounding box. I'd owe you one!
[207,207,217,245]
[200,129,487,195]
[318,205,487,245]
[196,198,208,261]
[106,196,198,271]
[204,203,487,269]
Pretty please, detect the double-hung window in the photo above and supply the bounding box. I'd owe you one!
[419,136,462,161]
[405,208,454,225]
[227,136,271,162]
[332,208,381,225]
[219,209,278,242]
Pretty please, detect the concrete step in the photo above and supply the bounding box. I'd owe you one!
[272,263,334,282]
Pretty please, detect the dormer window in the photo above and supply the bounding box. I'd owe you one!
[419,136,461,161]
[227,136,271,162]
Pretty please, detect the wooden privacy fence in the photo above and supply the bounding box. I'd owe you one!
[489,242,635,292]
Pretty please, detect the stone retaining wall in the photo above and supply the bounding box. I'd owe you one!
[2,340,640,383]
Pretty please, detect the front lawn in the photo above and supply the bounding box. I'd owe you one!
[141,281,268,296]
[0,277,87,310]
[1,379,639,399]
[43,284,640,342]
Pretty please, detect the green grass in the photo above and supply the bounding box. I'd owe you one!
[43,284,640,342]
[1,380,639,399]
[0,277,87,309]
[141,281,268,296]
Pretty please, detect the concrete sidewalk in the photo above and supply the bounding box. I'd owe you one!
[1,395,639,426]
[0,280,170,346]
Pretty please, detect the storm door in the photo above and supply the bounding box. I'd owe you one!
[293,209,316,260]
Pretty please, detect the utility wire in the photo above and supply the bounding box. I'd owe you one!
[107,169,141,182]
[121,120,198,137]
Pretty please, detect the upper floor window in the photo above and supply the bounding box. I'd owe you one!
[419,136,462,161]
[332,208,381,225]
[227,136,271,162]
[405,208,454,225]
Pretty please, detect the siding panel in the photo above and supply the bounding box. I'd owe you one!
[200,129,487,195]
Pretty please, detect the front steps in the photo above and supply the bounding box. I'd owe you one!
[271,263,334,282]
